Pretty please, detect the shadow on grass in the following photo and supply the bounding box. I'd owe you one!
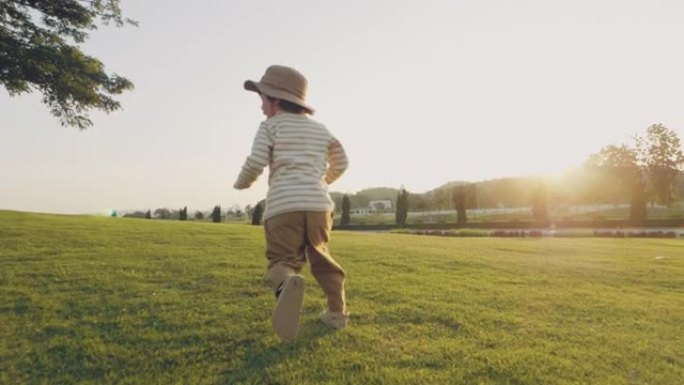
[219,319,336,384]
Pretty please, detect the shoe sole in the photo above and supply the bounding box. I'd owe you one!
[272,275,305,340]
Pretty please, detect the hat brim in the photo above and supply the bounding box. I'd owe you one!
[244,80,260,93]
[244,80,315,114]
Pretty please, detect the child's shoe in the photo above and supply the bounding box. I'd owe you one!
[319,310,349,329]
[272,275,305,340]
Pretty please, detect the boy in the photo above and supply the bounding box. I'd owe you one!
[233,65,349,340]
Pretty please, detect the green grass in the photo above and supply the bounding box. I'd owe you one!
[1,210,683,385]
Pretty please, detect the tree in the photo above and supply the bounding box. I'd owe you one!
[331,193,343,214]
[341,195,351,226]
[395,189,409,226]
[531,183,549,224]
[179,206,187,221]
[251,200,265,225]
[123,211,146,218]
[586,144,646,222]
[636,123,684,206]
[225,204,243,219]
[407,192,430,212]
[452,188,467,224]
[432,186,452,211]
[154,208,170,220]
[145,209,151,219]
[1,0,136,129]
[211,205,221,223]
[373,201,387,212]
[194,211,204,220]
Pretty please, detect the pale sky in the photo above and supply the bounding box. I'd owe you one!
[2,0,683,214]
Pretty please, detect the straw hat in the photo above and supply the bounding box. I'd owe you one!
[244,65,314,113]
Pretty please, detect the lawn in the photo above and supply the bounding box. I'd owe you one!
[1,210,682,384]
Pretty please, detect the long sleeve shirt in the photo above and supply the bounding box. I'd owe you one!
[234,112,349,220]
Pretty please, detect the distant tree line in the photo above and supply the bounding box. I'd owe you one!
[331,123,684,225]
[121,203,255,223]
[583,123,684,222]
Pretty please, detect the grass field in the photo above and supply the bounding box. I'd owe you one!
[1,210,682,385]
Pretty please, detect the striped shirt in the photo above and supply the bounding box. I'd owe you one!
[234,112,349,220]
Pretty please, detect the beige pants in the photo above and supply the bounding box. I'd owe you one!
[264,211,346,313]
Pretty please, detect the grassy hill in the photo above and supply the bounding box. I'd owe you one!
[1,210,682,384]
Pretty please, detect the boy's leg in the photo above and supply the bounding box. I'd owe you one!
[264,212,307,340]
[304,212,347,314]
[264,212,307,290]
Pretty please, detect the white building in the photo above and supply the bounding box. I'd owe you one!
[369,200,393,211]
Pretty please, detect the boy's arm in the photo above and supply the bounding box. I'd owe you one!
[234,123,273,189]
[325,138,348,185]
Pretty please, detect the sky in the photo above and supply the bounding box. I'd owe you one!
[2,0,683,214]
